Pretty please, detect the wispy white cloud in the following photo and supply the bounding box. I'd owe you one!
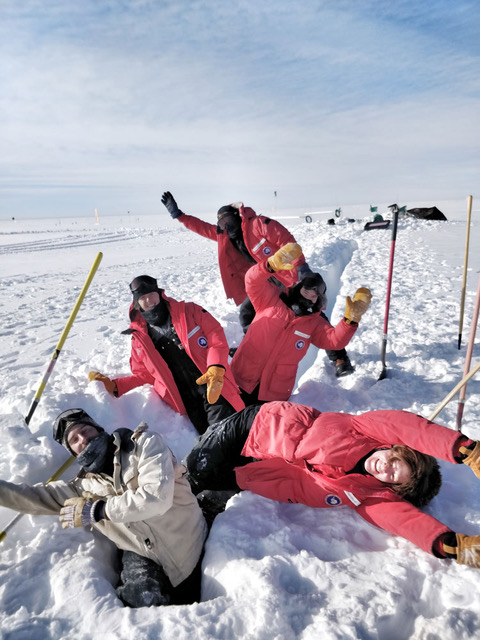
[0,0,478,217]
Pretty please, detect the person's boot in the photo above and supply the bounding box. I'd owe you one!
[335,356,355,377]
[196,489,238,529]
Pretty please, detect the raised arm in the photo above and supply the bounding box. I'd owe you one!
[161,191,218,241]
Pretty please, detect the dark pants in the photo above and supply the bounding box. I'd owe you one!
[186,404,262,494]
[325,347,348,363]
[188,389,238,435]
[239,384,268,408]
[320,312,348,363]
[239,297,256,333]
[116,550,202,608]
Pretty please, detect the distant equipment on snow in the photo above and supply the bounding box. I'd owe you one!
[272,209,340,223]
[364,210,391,231]
[273,207,342,224]
[364,219,391,231]
[406,206,447,221]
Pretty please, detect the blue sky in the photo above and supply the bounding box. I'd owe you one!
[1,0,479,218]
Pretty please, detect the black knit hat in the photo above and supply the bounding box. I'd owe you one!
[129,275,159,302]
[53,408,104,455]
[300,273,328,309]
[301,273,326,295]
[217,205,239,221]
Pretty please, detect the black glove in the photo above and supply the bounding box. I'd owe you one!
[161,191,183,219]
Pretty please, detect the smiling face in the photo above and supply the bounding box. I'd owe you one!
[67,423,101,456]
[364,448,412,484]
[137,291,160,311]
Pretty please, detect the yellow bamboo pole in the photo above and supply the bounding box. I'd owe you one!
[1,252,103,543]
[25,252,103,424]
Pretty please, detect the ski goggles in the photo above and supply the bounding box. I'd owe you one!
[53,408,103,447]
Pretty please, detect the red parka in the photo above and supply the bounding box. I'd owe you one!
[178,203,306,305]
[236,402,462,555]
[114,292,244,414]
[230,262,357,400]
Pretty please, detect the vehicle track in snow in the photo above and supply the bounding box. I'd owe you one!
[0,230,139,254]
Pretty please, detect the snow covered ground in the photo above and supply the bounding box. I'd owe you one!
[0,198,479,640]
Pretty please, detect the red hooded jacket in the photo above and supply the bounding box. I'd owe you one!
[178,204,305,304]
[236,402,462,555]
[114,292,244,414]
[230,262,357,400]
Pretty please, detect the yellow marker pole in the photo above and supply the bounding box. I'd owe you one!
[428,359,480,422]
[1,253,103,543]
[458,196,473,349]
[24,252,103,425]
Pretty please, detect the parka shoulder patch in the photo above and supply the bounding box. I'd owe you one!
[262,217,272,224]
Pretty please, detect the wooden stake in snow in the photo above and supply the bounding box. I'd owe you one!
[458,195,473,349]
[456,274,480,430]
[428,359,480,422]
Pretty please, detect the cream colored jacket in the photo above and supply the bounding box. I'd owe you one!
[0,424,207,587]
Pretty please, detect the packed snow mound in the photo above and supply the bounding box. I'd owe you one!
[0,202,479,639]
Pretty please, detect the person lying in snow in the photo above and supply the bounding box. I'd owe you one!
[161,191,355,377]
[185,402,480,567]
[88,275,244,434]
[230,244,372,405]
[0,409,207,607]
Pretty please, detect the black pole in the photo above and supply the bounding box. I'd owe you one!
[379,204,399,380]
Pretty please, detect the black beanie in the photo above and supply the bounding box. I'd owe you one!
[129,275,159,302]
[217,205,239,221]
[53,408,104,455]
[301,273,326,294]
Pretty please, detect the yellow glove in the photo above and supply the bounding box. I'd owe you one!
[59,492,103,529]
[459,442,480,479]
[88,371,118,396]
[196,365,225,404]
[445,534,480,568]
[344,287,372,324]
[267,243,303,271]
